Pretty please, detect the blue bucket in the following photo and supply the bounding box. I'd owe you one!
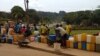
[82,42,87,50]
[74,42,78,49]
[49,35,56,41]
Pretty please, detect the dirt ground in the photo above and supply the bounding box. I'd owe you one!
[0,43,100,56]
[0,43,62,56]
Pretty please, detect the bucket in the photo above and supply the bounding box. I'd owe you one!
[54,43,61,52]
[49,35,56,41]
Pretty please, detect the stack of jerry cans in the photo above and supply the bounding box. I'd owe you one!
[96,36,100,52]
[81,33,87,50]
[74,33,87,50]
[73,35,79,49]
[86,35,96,51]
[77,34,82,49]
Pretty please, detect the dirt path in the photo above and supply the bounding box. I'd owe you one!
[0,44,62,56]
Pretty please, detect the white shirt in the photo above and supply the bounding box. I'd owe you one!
[57,27,66,36]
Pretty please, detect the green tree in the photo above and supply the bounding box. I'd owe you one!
[11,6,25,22]
[27,9,40,24]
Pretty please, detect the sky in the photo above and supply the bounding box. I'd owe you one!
[0,0,100,12]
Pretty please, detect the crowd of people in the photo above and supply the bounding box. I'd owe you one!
[0,20,72,48]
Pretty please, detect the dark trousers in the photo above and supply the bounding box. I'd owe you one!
[61,34,68,47]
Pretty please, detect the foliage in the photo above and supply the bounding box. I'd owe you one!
[63,9,100,26]
[11,6,25,21]
[27,9,40,24]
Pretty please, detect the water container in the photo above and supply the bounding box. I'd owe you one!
[78,42,82,49]
[78,34,82,42]
[1,37,6,43]
[35,37,38,42]
[81,33,87,42]
[87,35,92,43]
[37,36,41,42]
[7,38,13,44]
[87,43,95,51]
[96,36,100,44]
[7,36,13,44]
[91,36,96,44]
[1,35,6,43]
[74,35,78,42]
[82,41,87,50]
[66,40,70,48]
[74,42,78,49]
[41,36,47,43]
[49,35,56,41]
[69,37,74,48]
[54,43,61,52]
[96,44,100,52]
[13,35,18,42]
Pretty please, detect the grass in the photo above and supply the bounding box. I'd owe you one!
[49,28,100,35]
[71,30,100,35]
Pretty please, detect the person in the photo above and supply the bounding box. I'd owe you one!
[20,26,26,34]
[55,24,61,43]
[18,25,32,47]
[40,24,50,45]
[14,23,21,34]
[56,24,68,48]
[1,25,7,43]
[33,24,39,37]
[66,23,72,36]
[7,26,15,43]
[40,24,48,36]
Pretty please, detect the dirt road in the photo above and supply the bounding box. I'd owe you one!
[0,43,62,56]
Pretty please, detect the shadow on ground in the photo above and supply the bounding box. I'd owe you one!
[19,45,75,56]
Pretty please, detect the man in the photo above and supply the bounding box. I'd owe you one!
[66,24,72,36]
[40,24,48,36]
[18,26,32,47]
[57,24,68,48]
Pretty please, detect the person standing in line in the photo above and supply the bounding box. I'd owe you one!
[55,24,61,43]
[66,23,72,36]
[57,24,68,48]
